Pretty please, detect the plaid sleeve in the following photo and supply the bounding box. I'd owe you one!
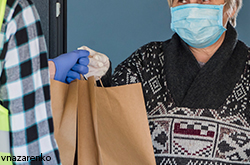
[0,0,61,164]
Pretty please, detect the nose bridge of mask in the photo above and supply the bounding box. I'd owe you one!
[171,4,224,24]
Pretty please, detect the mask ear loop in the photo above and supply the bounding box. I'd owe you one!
[222,2,232,27]
[224,1,237,18]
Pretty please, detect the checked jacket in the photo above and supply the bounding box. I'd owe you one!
[0,0,61,164]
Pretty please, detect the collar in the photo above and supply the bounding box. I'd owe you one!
[162,23,249,109]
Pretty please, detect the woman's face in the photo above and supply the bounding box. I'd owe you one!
[172,0,234,27]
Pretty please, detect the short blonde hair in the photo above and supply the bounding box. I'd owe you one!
[167,0,243,27]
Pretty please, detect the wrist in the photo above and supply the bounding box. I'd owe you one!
[48,60,56,79]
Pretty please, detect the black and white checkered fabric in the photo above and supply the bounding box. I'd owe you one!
[0,0,60,164]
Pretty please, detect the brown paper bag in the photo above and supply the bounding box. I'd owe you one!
[50,79,78,165]
[78,77,156,165]
[51,77,156,165]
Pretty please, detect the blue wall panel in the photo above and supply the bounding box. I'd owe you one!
[68,0,250,70]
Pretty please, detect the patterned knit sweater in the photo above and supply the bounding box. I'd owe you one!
[111,25,250,164]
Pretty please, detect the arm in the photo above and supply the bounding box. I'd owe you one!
[111,42,164,86]
[111,49,143,86]
[49,60,56,79]
[0,1,60,163]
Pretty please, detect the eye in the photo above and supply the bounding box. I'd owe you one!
[178,0,188,4]
[202,0,210,3]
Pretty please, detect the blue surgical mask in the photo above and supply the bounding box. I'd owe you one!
[170,4,227,48]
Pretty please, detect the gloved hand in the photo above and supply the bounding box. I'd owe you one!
[78,46,110,80]
[49,50,89,83]
[65,55,90,83]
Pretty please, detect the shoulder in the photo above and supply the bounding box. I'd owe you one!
[117,40,171,69]
[4,0,39,24]
[133,41,170,59]
[112,40,171,85]
[3,0,42,43]
[2,0,46,65]
[5,0,30,20]
[3,0,40,38]
[235,39,250,58]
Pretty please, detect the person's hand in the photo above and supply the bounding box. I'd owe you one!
[49,50,89,83]
[65,54,90,83]
[78,46,110,80]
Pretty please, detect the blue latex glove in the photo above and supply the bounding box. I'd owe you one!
[49,50,89,83]
[66,57,89,83]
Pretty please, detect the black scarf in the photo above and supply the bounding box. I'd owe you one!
[163,23,249,109]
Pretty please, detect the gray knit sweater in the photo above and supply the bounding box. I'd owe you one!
[110,24,250,164]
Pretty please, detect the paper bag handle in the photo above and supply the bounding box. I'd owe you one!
[80,74,87,80]
[80,74,105,88]
[98,78,104,88]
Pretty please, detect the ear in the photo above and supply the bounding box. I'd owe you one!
[227,5,237,18]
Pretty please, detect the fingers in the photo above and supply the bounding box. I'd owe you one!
[66,70,81,84]
[78,57,89,66]
[71,64,89,75]
[77,46,110,80]
[77,46,96,56]
[66,63,89,83]
[77,45,109,65]
[84,65,109,80]
[76,50,90,58]
[88,53,109,68]
[66,77,76,84]
[92,53,109,64]
[88,58,104,68]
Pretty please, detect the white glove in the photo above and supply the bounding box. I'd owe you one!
[77,46,110,80]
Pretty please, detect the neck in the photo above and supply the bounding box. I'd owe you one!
[189,32,226,63]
